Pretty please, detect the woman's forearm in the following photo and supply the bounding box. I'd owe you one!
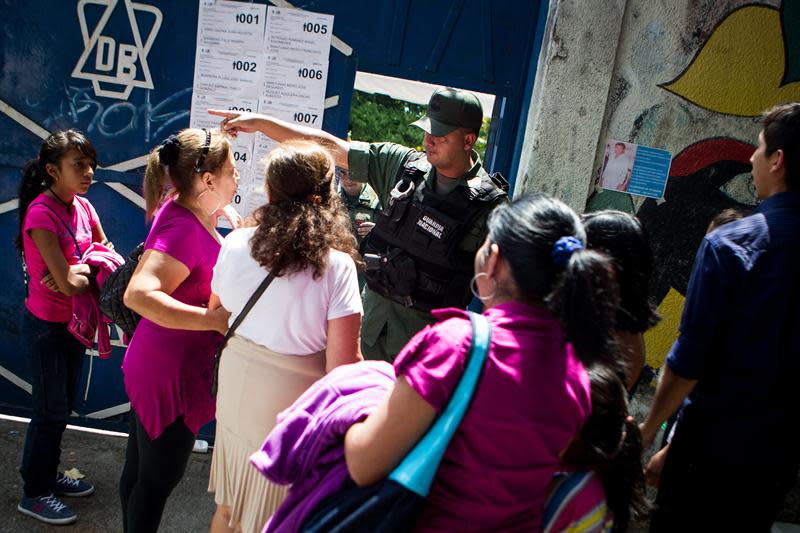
[125,290,228,333]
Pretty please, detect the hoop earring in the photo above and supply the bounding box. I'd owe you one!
[470,272,496,301]
[197,187,224,216]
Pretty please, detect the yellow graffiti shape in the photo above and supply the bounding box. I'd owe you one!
[643,288,685,370]
[661,6,800,117]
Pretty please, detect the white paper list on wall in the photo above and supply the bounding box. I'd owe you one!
[190,1,334,226]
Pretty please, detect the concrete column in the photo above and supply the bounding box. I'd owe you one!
[515,0,627,212]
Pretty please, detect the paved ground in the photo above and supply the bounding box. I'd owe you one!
[1,414,798,533]
[0,417,216,532]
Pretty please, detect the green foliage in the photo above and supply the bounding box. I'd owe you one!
[474,117,490,159]
[348,90,490,160]
[349,91,426,149]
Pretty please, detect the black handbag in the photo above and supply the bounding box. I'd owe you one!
[98,242,144,337]
[211,272,276,396]
[301,311,492,533]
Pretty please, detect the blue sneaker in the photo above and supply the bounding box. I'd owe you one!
[17,493,77,525]
[53,471,95,497]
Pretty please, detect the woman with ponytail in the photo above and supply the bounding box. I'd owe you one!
[342,193,621,531]
[119,128,240,533]
[207,140,363,533]
[15,130,106,525]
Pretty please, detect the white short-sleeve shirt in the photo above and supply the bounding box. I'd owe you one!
[601,154,630,189]
[211,227,362,355]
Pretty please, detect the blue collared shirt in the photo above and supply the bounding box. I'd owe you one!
[667,191,800,466]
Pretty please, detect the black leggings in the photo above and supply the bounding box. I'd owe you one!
[119,411,195,533]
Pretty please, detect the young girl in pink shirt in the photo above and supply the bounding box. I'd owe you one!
[15,130,108,525]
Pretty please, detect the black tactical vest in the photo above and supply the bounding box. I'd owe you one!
[361,152,508,311]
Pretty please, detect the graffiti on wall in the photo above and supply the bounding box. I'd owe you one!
[40,85,190,144]
[587,1,798,370]
[72,0,163,100]
[661,3,800,117]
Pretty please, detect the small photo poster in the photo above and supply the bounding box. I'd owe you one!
[599,140,672,199]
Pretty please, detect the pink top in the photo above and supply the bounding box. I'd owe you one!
[23,193,99,322]
[69,243,124,358]
[393,302,592,532]
[122,199,223,439]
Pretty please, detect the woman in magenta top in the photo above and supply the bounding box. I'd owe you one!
[15,131,109,526]
[119,128,240,533]
[345,194,622,531]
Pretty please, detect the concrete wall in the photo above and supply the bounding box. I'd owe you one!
[518,0,800,373]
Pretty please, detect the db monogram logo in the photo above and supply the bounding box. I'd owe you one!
[71,0,163,100]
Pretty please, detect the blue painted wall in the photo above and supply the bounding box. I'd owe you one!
[0,0,546,436]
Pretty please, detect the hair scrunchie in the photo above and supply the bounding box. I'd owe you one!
[551,236,584,267]
[159,134,181,167]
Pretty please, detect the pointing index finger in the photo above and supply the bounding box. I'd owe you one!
[208,109,235,118]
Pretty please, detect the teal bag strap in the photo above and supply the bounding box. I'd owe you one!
[388,311,492,497]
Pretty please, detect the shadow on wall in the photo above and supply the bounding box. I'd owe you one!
[587,138,754,368]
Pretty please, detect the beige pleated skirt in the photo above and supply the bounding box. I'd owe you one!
[208,335,326,533]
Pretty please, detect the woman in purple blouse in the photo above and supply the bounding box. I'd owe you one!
[345,194,623,531]
[119,128,241,533]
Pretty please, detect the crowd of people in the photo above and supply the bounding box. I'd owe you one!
[13,89,800,532]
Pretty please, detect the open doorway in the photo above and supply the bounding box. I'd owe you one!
[349,72,496,161]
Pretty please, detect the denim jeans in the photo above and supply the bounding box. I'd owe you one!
[19,309,85,498]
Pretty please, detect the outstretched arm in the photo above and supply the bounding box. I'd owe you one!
[208,109,351,169]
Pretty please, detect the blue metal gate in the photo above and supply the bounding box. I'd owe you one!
[0,0,548,436]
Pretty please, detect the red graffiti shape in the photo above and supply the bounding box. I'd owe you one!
[670,138,755,177]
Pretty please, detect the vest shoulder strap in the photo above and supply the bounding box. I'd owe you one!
[466,171,509,204]
[396,151,431,186]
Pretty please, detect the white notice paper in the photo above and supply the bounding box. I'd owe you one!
[197,0,266,51]
[264,6,334,62]
[190,2,334,224]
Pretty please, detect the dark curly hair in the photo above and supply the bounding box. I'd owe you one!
[249,140,360,278]
[560,364,649,532]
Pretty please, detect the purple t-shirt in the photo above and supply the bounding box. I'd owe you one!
[23,193,99,322]
[122,199,223,439]
[393,302,592,532]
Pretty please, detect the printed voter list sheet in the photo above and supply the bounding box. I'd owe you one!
[264,6,333,62]
[259,6,332,116]
[196,0,266,50]
[248,6,333,207]
[191,0,267,185]
[190,2,334,224]
[191,0,267,225]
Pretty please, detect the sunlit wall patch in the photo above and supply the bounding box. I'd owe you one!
[719,172,757,206]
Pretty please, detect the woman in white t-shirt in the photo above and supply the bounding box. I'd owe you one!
[207,140,363,533]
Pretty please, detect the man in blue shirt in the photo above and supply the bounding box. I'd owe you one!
[640,102,800,532]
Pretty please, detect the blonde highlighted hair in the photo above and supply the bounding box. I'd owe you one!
[143,128,231,220]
